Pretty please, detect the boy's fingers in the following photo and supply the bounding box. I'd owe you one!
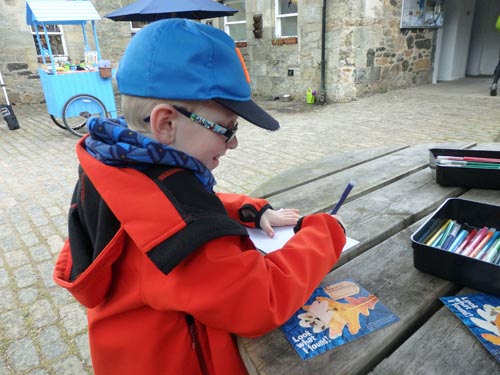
[265,228,275,238]
[260,222,275,238]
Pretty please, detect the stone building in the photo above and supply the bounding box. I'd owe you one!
[1,0,499,106]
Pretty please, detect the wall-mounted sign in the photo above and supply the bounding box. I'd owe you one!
[401,0,444,29]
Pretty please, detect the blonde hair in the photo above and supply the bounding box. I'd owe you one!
[121,95,206,138]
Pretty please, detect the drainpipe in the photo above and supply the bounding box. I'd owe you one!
[319,0,327,104]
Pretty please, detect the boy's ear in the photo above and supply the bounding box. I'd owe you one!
[149,104,177,144]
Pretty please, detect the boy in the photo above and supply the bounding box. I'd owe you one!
[53,19,346,374]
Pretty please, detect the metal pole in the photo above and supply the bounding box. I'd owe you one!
[91,21,102,61]
[319,0,327,104]
[42,23,56,74]
[0,71,11,106]
[81,22,89,51]
[321,0,326,91]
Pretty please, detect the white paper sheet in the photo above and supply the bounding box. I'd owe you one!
[247,226,359,254]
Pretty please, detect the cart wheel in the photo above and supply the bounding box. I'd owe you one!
[50,115,67,130]
[62,94,108,137]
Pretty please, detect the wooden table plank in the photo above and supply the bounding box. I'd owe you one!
[260,142,474,215]
[251,146,408,198]
[336,167,468,266]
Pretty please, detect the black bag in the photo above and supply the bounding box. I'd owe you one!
[0,70,20,130]
[0,104,20,130]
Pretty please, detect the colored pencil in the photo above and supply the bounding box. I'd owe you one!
[455,228,478,254]
[436,159,500,169]
[461,227,489,257]
[435,220,456,248]
[484,238,500,263]
[441,222,461,250]
[469,229,496,258]
[415,218,444,244]
[425,219,452,246]
[477,231,500,260]
[436,155,500,163]
[448,229,469,253]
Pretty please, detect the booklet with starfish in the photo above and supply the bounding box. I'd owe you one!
[440,293,500,363]
[280,278,399,360]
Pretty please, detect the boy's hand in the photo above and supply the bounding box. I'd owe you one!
[259,208,300,238]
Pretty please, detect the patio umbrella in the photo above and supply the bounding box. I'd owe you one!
[105,0,238,22]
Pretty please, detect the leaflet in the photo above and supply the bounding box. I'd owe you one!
[280,278,399,360]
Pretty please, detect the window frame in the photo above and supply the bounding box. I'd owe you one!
[274,0,298,38]
[130,21,149,35]
[30,24,68,61]
[223,0,247,42]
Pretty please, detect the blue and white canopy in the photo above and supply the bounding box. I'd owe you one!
[26,0,100,25]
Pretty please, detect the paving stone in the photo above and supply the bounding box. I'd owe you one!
[1,309,28,340]
[37,326,68,360]
[50,356,87,375]
[59,303,87,336]
[29,299,58,328]
[0,288,15,311]
[6,338,40,372]
[4,249,30,269]
[13,264,38,288]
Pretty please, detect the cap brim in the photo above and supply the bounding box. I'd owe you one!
[213,98,279,131]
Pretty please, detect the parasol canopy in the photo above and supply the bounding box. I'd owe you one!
[105,0,238,22]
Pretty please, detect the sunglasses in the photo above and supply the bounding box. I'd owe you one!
[173,106,238,143]
[144,106,238,143]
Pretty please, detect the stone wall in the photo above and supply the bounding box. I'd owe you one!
[1,0,436,105]
[244,0,437,103]
[350,0,435,99]
[0,0,43,104]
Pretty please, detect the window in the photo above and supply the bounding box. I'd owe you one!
[224,0,247,41]
[275,0,297,38]
[130,21,149,35]
[30,24,67,60]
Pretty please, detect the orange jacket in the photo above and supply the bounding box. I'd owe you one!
[53,139,346,375]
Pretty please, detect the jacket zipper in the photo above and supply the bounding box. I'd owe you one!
[185,314,210,375]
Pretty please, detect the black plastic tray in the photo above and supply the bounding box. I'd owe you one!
[429,148,500,189]
[411,198,500,296]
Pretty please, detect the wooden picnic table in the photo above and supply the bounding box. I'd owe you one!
[238,142,500,375]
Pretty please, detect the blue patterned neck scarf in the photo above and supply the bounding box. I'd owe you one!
[84,117,216,192]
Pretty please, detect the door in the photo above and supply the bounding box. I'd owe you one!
[437,0,476,81]
[466,0,500,76]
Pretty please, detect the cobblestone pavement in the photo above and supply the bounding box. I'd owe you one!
[0,77,498,374]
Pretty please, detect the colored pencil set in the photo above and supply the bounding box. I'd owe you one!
[416,217,500,264]
[435,155,500,170]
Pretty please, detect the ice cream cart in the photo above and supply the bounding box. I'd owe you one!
[26,0,117,137]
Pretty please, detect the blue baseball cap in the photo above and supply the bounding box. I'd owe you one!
[116,18,279,131]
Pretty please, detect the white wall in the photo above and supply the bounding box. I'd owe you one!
[466,0,500,76]
[437,0,476,81]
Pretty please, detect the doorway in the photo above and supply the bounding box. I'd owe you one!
[467,0,500,76]
[436,0,500,81]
